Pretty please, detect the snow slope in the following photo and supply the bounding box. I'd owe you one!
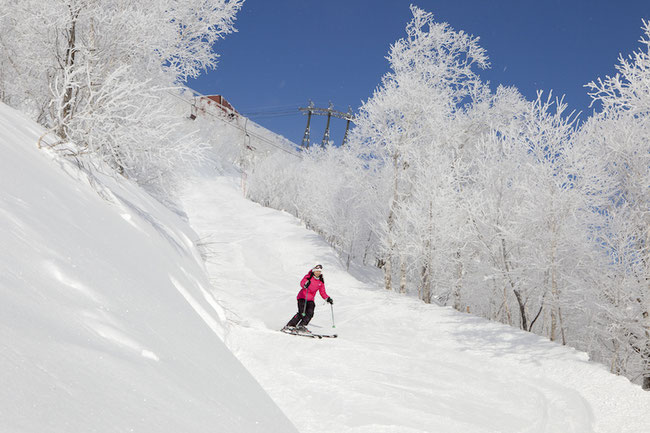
[0,102,298,433]
[181,171,650,433]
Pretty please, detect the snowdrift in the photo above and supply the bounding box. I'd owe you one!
[0,102,298,433]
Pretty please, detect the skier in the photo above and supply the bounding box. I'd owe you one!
[283,264,333,333]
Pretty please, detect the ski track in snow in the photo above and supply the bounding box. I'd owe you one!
[181,174,650,433]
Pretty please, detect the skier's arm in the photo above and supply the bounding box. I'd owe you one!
[298,274,311,298]
[319,283,329,301]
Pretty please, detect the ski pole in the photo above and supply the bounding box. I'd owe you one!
[301,280,311,317]
[330,304,336,328]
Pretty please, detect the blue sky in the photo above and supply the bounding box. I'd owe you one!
[187,0,650,146]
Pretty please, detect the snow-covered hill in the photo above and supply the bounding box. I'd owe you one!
[2,96,650,433]
[0,102,298,433]
[180,170,650,433]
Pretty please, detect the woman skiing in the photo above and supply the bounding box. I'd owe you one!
[283,264,333,333]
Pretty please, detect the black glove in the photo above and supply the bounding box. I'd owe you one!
[326,297,334,305]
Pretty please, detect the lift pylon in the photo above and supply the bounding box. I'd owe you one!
[299,101,355,148]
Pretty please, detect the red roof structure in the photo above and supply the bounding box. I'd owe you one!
[190,94,238,120]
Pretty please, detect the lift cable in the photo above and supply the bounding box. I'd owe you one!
[165,90,303,159]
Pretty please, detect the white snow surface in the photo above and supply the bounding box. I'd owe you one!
[0,102,298,433]
[2,98,650,433]
[180,171,650,433]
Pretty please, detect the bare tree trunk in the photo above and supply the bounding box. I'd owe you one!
[344,237,354,271]
[420,262,431,303]
[384,152,401,291]
[500,286,513,326]
[59,4,81,139]
[500,235,526,329]
[549,235,558,341]
[558,306,567,345]
[0,69,5,104]
[642,307,650,390]
[513,289,528,331]
[399,255,407,294]
[384,256,393,291]
[548,217,566,344]
[643,340,649,390]
[362,231,373,266]
[642,225,650,390]
[453,250,463,311]
[420,201,434,303]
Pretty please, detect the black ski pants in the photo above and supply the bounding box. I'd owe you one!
[287,299,315,327]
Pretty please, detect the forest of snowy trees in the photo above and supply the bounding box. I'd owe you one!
[0,0,244,198]
[246,6,650,389]
[0,2,647,390]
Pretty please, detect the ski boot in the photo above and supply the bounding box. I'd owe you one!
[281,325,297,334]
[296,325,311,334]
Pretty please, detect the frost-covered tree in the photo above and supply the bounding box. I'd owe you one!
[465,91,596,342]
[581,20,650,389]
[0,0,243,193]
[350,5,489,296]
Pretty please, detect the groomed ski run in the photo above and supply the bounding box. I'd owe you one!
[180,171,650,433]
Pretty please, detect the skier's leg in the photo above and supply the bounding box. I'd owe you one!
[286,299,306,327]
[286,313,301,327]
[300,301,316,326]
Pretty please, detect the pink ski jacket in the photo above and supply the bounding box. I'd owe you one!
[297,272,329,301]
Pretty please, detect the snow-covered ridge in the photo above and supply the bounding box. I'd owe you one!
[0,102,298,433]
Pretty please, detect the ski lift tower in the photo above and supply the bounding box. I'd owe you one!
[299,101,355,149]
